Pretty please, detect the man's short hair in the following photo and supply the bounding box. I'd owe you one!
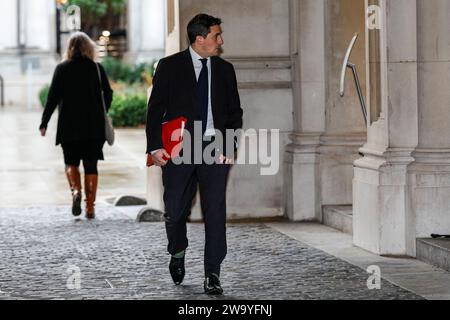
[187,14,222,45]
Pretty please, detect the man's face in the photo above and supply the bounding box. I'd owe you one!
[197,25,224,57]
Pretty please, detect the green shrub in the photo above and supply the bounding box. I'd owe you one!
[102,57,155,84]
[102,57,133,83]
[39,84,50,108]
[109,93,147,127]
[132,61,156,84]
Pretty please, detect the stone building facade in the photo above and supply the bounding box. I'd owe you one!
[1,0,449,259]
[161,0,450,259]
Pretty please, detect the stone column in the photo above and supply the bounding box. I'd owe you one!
[165,0,180,56]
[26,0,54,51]
[0,1,17,50]
[407,0,450,256]
[128,0,166,62]
[0,0,57,107]
[284,0,326,221]
[353,0,418,255]
[142,0,171,218]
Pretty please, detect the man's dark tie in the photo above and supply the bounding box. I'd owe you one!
[197,58,208,135]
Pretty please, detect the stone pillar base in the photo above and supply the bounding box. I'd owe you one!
[146,166,165,213]
[283,133,321,222]
[353,147,415,256]
[407,149,450,256]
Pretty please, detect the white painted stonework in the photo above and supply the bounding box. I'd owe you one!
[128,0,166,63]
[353,0,450,257]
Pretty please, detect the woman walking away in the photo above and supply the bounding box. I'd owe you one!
[39,32,113,219]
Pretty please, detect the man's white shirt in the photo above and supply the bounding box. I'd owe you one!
[189,46,216,137]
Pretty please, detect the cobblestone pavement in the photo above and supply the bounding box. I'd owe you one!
[0,206,422,300]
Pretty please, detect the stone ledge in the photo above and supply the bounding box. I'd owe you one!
[417,238,450,272]
[322,205,353,235]
[238,81,291,89]
[136,207,165,223]
[113,195,147,207]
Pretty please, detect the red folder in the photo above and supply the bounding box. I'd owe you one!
[147,116,187,167]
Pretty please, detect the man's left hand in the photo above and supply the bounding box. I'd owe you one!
[219,154,234,165]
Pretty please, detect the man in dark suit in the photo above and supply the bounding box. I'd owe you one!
[146,14,243,295]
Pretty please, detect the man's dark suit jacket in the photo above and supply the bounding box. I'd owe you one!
[146,49,243,157]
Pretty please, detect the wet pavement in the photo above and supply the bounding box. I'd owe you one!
[0,106,146,207]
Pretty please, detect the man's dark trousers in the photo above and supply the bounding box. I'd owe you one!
[162,151,231,277]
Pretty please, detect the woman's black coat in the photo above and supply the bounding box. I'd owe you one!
[40,57,113,145]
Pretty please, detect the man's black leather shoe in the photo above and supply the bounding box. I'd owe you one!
[204,273,223,295]
[169,256,185,285]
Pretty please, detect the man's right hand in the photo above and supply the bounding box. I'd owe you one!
[151,149,171,167]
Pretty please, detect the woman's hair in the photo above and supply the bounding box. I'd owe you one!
[64,32,97,61]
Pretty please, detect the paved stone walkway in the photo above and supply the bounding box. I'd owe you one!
[0,107,147,207]
[0,206,422,300]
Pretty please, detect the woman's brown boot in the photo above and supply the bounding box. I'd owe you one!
[65,166,82,216]
[84,174,98,219]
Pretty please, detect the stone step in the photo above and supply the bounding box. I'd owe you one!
[416,238,450,272]
[322,205,353,235]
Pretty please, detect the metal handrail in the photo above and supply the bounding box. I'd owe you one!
[339,33,367,125]
[0,74,4,107]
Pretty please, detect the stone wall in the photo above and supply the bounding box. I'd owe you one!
[284,0,366,222]
[321,0,366,207]
[177,0,293,219]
